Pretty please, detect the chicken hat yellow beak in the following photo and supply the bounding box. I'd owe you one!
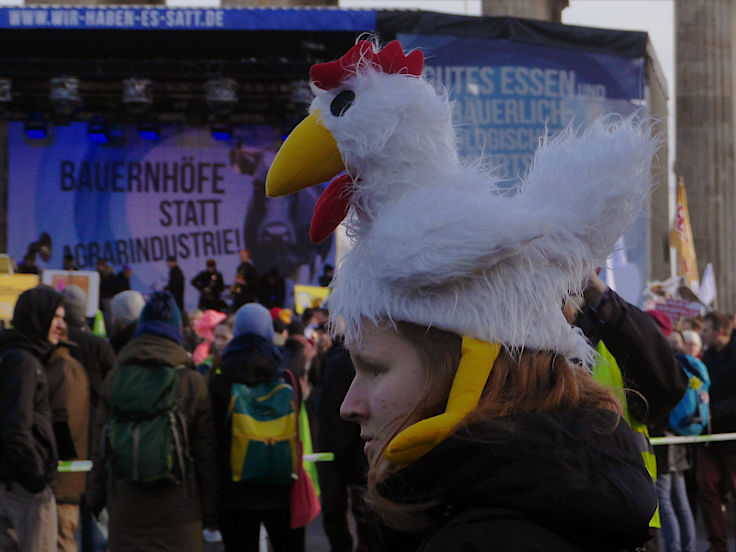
[265,110,345,198]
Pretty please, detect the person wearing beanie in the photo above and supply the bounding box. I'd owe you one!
[0,286,65,551]
[134,290,183,344]
[265,40,660,551]
[47,325,90,552]
[209,303,306,552]
[59,285,116,552]
[109,290,145,354]
[682,329,702,358]
[86,291,217,552]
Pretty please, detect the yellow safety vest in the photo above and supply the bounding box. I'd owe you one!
[592,341,660,528]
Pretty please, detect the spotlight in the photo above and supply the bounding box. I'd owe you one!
[87,116,109,144]
[206,79,237,116]
[0,79,11,103]
[210,122,233,142]
[24,112,48,140]
[49,77,81,116]
[122,78,153,114]
[138,122,160,141]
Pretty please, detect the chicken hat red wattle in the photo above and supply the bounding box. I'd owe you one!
[266,40,424,244]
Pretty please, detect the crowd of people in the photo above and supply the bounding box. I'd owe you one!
[5,39,736,552]
[93,248,330,320]
[4,212,736,552]
[0,263,371,552]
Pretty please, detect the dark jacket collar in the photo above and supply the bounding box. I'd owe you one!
[380,408,655,551]
[0,329,53,360]
[221,333,281,385]
[117,333,191,368]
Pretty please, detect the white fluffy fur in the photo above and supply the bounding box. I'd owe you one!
[310,48,656,366]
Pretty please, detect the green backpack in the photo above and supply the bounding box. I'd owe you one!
[229,379,298,485]
[103,363,190,485]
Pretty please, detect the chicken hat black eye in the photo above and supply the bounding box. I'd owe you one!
[330,89,355,117]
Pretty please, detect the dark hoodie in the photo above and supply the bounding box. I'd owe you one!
[379,408,657,552]
[208,333,292,511]
[0,286,62,493]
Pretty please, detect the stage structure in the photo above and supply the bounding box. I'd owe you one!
[0,7,669,310]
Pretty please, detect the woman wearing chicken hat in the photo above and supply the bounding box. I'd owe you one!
[267,40,657,551]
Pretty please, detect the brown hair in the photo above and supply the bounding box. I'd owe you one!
[365,322,621,531]
[704,311,732,333]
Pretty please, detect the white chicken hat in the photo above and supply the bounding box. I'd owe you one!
[267,40,655,463]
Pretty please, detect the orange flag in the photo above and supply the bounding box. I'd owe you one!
[670,178,699,287]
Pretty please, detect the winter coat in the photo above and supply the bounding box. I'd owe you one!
[379,408,657,552]
[576,289,687,424]
[86,333,218,552]
[209,333,295,511]
[701,330,736,452]
[0,287,63,493]
[66,323,116,414]
[48,342,90,503]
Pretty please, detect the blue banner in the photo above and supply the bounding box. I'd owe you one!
[398,32,648,303]
[0,6,375,30]
[399,34,645,181]
[8,122,336,311]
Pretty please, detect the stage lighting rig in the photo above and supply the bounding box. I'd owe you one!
[49,77,81,116]
[0,80,11,104]
[206,79,237,116]
[138,122,160,141]
[25,112,48,140]
[87,116,109,144]
[122,78,153,114]
[210,121,233,142]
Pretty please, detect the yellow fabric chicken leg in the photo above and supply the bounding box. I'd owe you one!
[384,338,501,464]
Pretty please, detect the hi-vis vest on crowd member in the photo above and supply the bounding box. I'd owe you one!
[103,363,191,485]
[592,341,660,529]
[228,377,298,485]
[669,353,710,437]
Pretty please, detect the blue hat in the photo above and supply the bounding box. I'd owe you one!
[134,291,182,344]
[234,303,274,342]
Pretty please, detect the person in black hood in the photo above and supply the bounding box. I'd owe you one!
[209,302,305,552]
[0,285,65,551]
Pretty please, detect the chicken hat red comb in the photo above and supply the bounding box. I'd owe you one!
[310,40,424,91]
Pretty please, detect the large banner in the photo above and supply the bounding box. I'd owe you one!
[399,34,644,178]
[398,33,648,303]
[8,123,336,312]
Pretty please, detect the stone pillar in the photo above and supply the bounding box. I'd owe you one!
[675,0,736,311]
[481,0,568,22]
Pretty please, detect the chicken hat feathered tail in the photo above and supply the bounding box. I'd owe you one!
[266,40,656,464]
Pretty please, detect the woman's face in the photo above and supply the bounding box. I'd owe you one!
[341,321,426,459]
[683,340,701,357]
[213,324,233,356]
